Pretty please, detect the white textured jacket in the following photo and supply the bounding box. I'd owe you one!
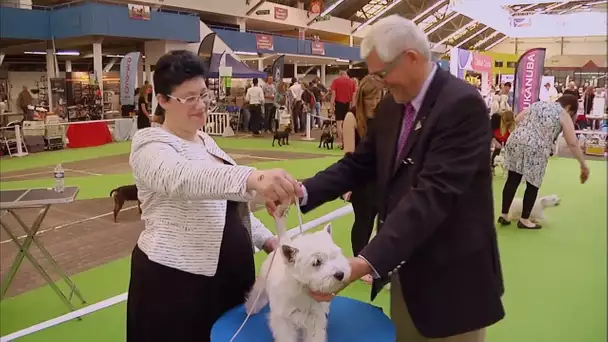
[129,128,274,276]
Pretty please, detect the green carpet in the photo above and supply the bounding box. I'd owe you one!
[0,147,606,342]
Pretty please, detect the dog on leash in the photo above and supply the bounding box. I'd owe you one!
[493,155,506,177]
[318,121,337,150]
[509,194,561,222]
[245,223,350,342]
[110,185,141,222]
[272,125,292,147]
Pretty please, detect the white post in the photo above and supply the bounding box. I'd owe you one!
[14,125,28,157]
[258,59,264,71]
[0,53,5,68]
[349,35,354,47]
[65,60,72,72]
[45,48,55,113]
[302,113,314,141]
[93,40,104,109]
[320,64,326,85]
[238,18,247,32]
[293,62,298,79]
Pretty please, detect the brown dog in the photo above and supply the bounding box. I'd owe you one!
[110,185,141,222]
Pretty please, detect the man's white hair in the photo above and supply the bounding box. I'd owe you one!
[360,14,431,63]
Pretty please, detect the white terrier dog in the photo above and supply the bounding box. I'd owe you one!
[493,155,506,177]
[245,223,351,342]
[509,194,561,222]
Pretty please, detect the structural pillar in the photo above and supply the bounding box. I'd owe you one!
[349,35,354,47]
[45,47,56,112]
[65,60,72,72]
[258,59,264,71]
[293,62,298,79]
[92,40,104,105]
[237,18,247,32]
[320,64,326,85]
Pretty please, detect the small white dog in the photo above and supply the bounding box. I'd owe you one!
[245,223,351,342]
[509,194,561,222]
[493,154,506,177]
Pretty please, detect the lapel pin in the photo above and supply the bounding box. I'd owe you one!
[414,121,422,131]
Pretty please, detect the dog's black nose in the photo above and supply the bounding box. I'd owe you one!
[333,271,345,281]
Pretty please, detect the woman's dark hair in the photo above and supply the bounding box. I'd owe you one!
[252,78,258,86]
[153,50,207,97]
[556,94,579,115]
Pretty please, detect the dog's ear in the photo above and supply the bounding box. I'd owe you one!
[281,245,299,264]
[323,223,333,236]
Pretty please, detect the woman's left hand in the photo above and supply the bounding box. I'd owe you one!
[262,236,279,253]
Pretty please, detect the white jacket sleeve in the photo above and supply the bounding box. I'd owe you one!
[250,212,274,250]
[130,131,255,201]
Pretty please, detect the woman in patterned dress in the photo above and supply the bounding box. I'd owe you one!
[498,94,590,229]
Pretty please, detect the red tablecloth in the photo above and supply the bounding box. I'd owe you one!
[66,122,113,148]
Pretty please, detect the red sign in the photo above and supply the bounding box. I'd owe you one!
[471,53,492,73]
[274,7,288,20]
[311,41,325,55]
[309,0,322,14]
[256,34,274,51]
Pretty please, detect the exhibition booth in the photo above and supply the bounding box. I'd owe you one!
[449,47,493,93]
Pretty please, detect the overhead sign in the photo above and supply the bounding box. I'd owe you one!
[255,9,270,15]
[311,42,325,56]
[274,7,288,20]
[256,34,274,51]
[127,4,150,20]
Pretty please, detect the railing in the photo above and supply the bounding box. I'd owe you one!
[0,0,198,16]
[208,24,355,47]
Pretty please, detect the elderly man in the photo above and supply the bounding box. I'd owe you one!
[285,15,505,342]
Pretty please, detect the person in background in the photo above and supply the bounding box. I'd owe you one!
[341,74,383,285]
[144,80,153,103]
[331,70,356,149]
[583,86,595,115]
[136,84,153,129]
[499,95,589,229]
[245,78,264,136]
[289,78,305,133]
[498,82,513,106]
[310,79,324,127]
[17,86,34,120]
[127,50,301,342]
[151,105,165,127]
[539,82,558,102]
[262,76,277,133]
[563,81,580,99]
[351,77,359,108]
[490,110,515,167]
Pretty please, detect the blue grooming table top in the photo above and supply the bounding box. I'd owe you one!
[211,296,395,342]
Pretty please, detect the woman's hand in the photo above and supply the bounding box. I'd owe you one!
[247,169,302,209]
[580,163,590,184]
[262,236,279,254]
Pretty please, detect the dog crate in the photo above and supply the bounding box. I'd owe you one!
[22,121,46,136]
[44,115,65,150]
[277,106,291,130]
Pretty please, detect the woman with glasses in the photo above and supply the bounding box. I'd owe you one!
[127,50,301,341]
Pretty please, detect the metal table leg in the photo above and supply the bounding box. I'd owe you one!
[0,206,86,314]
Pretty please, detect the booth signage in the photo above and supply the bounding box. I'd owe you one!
[256,9,271,15]
[311,41,325,55]
[127,4,151,20]
[471,54,492,73]
[256,34,274,51]
[119,52,141,106]
[274,7,288,20]
[512,48,546,114]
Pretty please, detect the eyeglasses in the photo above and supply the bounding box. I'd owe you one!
[369,53,403,81]
[167,92,211,106]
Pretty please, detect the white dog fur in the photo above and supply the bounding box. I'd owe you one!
[245,223,351,342]
[509,194,561,222]
[493,155,506,177]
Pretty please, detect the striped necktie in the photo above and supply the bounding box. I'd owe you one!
[396,103,416,162]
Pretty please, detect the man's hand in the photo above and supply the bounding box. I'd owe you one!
[247,169,302,209]
[308,257,372,302]
[262,236,279,254]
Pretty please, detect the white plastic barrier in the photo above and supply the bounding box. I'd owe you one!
[205,112,231,136]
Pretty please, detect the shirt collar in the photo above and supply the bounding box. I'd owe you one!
[410,65,437,112]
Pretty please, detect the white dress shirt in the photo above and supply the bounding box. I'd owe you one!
[245,85,265,105]
[290,83,304,101]
[129,128,273,276]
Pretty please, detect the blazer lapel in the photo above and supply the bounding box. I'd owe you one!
[199,132,236,165]
[392,70,447,175]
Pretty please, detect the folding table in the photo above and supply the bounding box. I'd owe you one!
[0,187,87,312]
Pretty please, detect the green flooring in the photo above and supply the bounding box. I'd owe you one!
[0,140,606,342]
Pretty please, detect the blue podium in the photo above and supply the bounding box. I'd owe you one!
[211,296,395,342]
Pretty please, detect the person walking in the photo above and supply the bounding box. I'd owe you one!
[262,76,277,132]
[331,71,356,149]
[498,95,589,229]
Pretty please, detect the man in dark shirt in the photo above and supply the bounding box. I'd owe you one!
[310,79,324,126]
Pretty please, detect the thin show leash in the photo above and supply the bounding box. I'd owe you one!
[229,197,305,342]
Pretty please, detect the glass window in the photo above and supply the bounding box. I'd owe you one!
[506,61,517,68]
[494,61,503,67]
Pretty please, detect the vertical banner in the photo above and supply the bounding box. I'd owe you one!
[271,55,285,82]
[512,48,546,114]
[119,52,141,106]
[198,33,216,72]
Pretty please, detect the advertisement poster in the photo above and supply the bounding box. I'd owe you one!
[198,33,216,72]
[128,4,151,20]
[449,48,493,91]
[311,42,325,55]
[119,52,141,106]
[256,34,274,51]
[274,7,288,20]
[512,48,547,114]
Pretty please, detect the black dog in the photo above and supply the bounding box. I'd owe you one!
[110,185,141,222]
[318,120,336,150]
[272,125,292,147]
